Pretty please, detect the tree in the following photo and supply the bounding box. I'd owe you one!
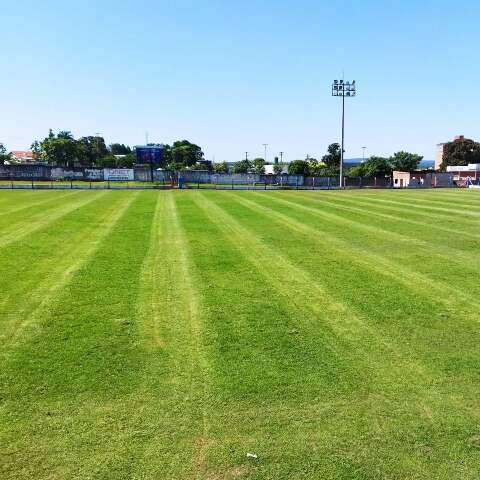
[110,143,131,155]
[161,144,172,166]
[322,143,341,170]
[214,162,228,174]
[77,136,109,166]
[171,140,204,168]
[95,155,117,168]
[347,164,366,177]
[308,158,328,176]
[389,151,423,172]
[116,153,135,168]
[30,141,41,161]
[440,138,480,171]
[288,160,310,175]
[273,162,285,174]
[0,143,11,165]
[40,129,78,167]
[363,156,391,177]
[57,130,74,140]
[252,157,266,174]
[233,159,251,173]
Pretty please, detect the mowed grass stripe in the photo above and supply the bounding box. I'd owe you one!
[0,191,106,249]
[131,192,211,478]
[0,191,157,479]
[0,191,139,346]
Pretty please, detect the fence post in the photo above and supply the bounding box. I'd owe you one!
[197,179,200,189]
[108,179,110,189]
[231,179,234,190]
[31,179,34,189]
[359,177,362,189]
[70,180,73,189]
[296,177,298,190]
[327,177,330,190]
[312,177,315,190]
[90,181,92,189]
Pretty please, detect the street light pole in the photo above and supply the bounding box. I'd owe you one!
[362,146,366,162]
[262,144,268,163]
[332,79,356,189]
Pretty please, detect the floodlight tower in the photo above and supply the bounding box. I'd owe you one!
[332,79,356,188]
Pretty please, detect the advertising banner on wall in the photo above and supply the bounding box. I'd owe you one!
[84,169,104,180]
[51,168,84,179]
[104,168,134,181]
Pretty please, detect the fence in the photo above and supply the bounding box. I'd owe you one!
[2,164,462,190]
[178,171,393,190]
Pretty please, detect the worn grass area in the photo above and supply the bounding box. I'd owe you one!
[0,189,479,479]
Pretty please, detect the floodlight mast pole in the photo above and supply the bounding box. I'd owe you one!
[332,79,356,189]
[341,93,345,189]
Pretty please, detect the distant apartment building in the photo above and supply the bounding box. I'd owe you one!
[435,135,464,170]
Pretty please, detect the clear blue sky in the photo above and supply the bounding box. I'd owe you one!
[2,0,479,161]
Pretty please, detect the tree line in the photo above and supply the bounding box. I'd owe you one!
[1,132,479,173]
[0,130,205,170]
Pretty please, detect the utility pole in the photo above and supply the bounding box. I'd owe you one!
[362,146,366,162]
[279,151,283,163]
[332,79,356,189]
[245,152,249,161]
[262,143,268,163]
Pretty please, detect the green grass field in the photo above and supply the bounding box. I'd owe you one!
[0,188,479,479]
